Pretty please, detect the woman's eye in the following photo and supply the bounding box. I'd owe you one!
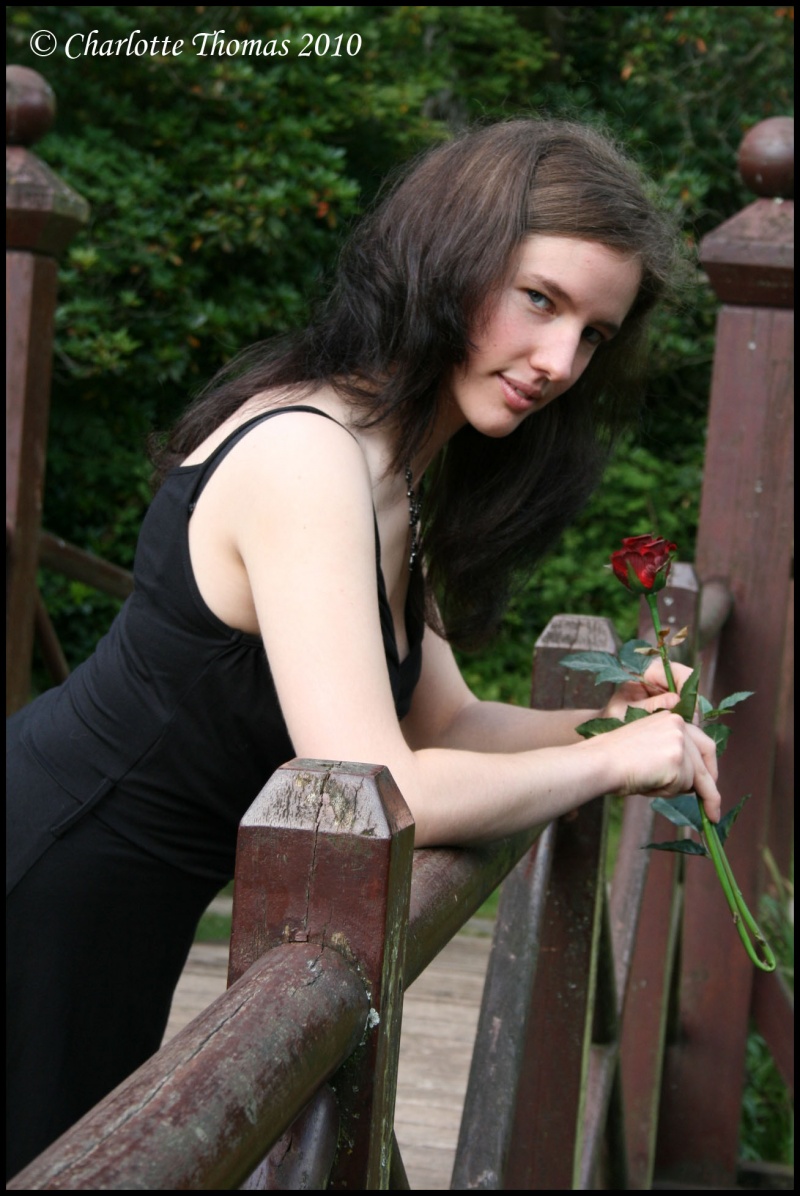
[582,326,605,346]
[527,290,552,311]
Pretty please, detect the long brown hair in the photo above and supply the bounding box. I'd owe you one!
[156,119,679,647]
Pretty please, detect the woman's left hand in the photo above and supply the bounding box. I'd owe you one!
[599,659,697,724]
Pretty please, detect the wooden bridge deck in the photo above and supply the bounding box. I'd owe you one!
[165,929,493,1190]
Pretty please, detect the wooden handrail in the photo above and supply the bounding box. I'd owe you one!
[8,944,369,1190]
[9,572,792,1190]
[38,529,134,600]
[405,827,542,985]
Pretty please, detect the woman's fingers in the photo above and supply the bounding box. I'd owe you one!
[603,659,697,721]
[644,716,721,822]
[598,710,722,821]
[642,657,693,693]
[685,723,721,822]
[601,680,677,721]
[638,690,681,714]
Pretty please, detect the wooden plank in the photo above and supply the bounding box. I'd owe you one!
[619,840,683,1190]
[452,824,556,1189]
[768,579,793,881]
[449,615,619,1189]
[504,617,617,1191]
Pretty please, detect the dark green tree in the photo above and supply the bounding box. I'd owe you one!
[5,5,793,683]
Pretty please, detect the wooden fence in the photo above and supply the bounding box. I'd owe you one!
[6,67,794,1189]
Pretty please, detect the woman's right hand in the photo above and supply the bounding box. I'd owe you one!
[585,703,721,822]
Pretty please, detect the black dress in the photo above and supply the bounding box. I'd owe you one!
[6,406,423,1178]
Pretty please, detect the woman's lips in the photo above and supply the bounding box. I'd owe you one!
[498,373,542,412]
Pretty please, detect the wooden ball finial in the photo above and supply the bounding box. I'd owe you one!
[6,65,56,147]
[738,117,794,199]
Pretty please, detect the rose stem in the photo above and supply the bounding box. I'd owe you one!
[646,593,677,693]
[645,593,775,972]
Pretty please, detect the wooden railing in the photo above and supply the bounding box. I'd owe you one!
[0,606,662,1190]
[8,574,791,1191]
[6,66,793,1190]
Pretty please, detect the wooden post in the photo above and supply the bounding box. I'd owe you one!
[453,614,619,1189]
[655,118,794,1187]
[6,65,89,714]
[507,615,620,1191]
[616,566,702,1190]
[768,579,793,882]
[228,759,415,1191]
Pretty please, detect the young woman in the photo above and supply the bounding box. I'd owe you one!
[6,118,720,1177]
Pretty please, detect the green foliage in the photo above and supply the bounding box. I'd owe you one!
[458,436,706,705]
[672,663,699,721]
[193,909,234,943]
[6,5,793,684]
[8,4,554,666]
[647,792,752,854]
[739,859,794,1166]
[740,1026,794,1167]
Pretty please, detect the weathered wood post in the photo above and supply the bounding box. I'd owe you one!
[453,615,620,1190]
[6,65,89,714]
[618,564,703,1190]
[655,117,794,1187]
[228,759,415,1190]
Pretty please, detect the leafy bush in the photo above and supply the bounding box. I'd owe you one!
[6,5,793,679]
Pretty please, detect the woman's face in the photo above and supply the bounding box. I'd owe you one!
[445,235,642,439]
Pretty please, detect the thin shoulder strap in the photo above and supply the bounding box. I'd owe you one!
[186,403,386,577]
[188,405,355,504]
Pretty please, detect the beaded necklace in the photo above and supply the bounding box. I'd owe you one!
[404,466,422,570]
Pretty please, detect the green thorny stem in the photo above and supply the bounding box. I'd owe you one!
[645,594,776,972]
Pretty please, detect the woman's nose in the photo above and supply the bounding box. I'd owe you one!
[529,326,580,384]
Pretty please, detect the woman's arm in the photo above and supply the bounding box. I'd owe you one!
[401,625,600,753]
[399,624,717,844]
[212,412,720,848]
[402,624,695,754]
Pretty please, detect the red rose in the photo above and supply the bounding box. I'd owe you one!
[610,534,677,593]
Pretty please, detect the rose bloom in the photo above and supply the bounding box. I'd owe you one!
[610,534,677,593]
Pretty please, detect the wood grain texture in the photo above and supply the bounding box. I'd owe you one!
[9,946,368,1191]
[165,933,493,1191]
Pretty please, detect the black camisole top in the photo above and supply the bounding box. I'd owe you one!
[10,407,424,883]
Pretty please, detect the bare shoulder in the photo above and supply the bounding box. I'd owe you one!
[180,383,361,468]
[185,396,377,637]
[210,402,407,768]
[212,401,372,520]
